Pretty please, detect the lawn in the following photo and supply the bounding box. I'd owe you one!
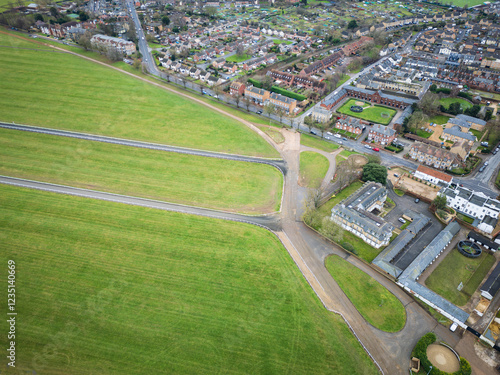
[425,249,495,306]
[439,97,473,111]
[0,185,379,375]
[301,133,339,152]
[0,129,283,214]
[335,150,361,165]
[0,0,29,10]
[325,255,406,332]
[447,0,487,6]
[226,53,251,63]
[273,39,293,45]
[429,115,450,125]
[337,99,396,125]
[0,30,278,158]
[470,128,484,140]
[318,180,364,218]
[415,128,432,139]
[256,125,285,143]
[299,151,330,188]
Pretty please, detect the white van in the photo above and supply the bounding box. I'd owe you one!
[334,134,341,139]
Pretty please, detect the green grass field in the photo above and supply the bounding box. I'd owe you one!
[337,99,396,125]
[318,180,364,218]
[439,97,473,111]
[429,115,450,125]
[0,0,29,10]
[301,133,339,152]
[426,249,495,306]
[0,129,282,214]
[0,30,278,158]
[325,256,406,332]
[0,185,379,375]
[447,0,487,7]
[299,151,329,188]
[226,54,251,63]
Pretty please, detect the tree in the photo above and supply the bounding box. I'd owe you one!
[49,7,59,18]
[320,217,344,244]
[419,92,440,116]
[162,16,170,26]
[362,163,387,185]
[205,7,217,18]
[347,20,358,29]
[214,85,223,101]
[243,96,252,112]
[447,102,463,116]
[276,107,285,124]
[317,122,326,138]
[77,30,93,51]
[262,75,273,91]
[429,84,437,92]
[407,111,429,133]
[78,11,89,22]
[235,43,244,57]
[34,13,44,22]
[432,194,447,210]
[234,92,241,108]
[336,157,359,189]
[263,103,275,123]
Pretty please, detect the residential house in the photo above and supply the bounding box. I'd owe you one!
[414,165,453,186]
[230,81,246,96]
[335,117,364,135]
[368,124,396,145]
[440,185,500,233]
[90,34,136,55]
[266,93,297,114]
[244,86,270,105]
[409,142,463,170]
[442,126,476,146]
[310,107,331,123]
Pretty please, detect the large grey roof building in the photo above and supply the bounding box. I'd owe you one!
[331,182,393,249]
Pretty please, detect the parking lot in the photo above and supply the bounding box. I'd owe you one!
[385,191,444,270]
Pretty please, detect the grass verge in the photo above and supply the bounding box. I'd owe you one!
[0,185,379,375]
[0,30,278,157]
[301,133,339,152]
[425,249,495,306]
[299,151,330,188]
[0,129,283,214]
[325,255,406,332]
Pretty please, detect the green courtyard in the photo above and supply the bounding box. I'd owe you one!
[337,99,397,125]
[425,248,495,306]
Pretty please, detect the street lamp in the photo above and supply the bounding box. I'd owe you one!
[426,366,433,375]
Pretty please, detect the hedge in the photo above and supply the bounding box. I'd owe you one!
[458,92,473,101]
[247,78,262,88]
[384,145,404,153]
[411,332,471,375]
[436,88,451,94]
[271,86,307,101]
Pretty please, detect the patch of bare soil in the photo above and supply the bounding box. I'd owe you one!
[426,344,460,373]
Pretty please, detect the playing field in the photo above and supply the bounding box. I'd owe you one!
[337,99,397,125]
[0,129,282,214]
[0,30,278,158]
[325,256,406,332]
[425,248,495,306]
[299,151,329,188]
[0,185,379,375]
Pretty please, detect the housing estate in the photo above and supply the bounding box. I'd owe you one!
[439,185,500,234]
[331,182,393,249]
[409,142,463,170]
[90,34,136,55]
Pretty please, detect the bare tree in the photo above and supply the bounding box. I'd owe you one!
[320,216,344,243]
[336,156,359,190]
[243,96,252,112]
[234,92,241,108]
[213,85,223,101]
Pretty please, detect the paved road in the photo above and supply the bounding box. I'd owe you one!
[0,176,282,231]
[0,122,286,172]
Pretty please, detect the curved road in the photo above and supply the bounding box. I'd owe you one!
[0,122,287,173]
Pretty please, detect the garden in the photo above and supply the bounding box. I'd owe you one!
[337,99,396,125]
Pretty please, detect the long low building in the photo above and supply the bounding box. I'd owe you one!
[414,165,453,186]
[396,222,470,326]
[90,34,136,55]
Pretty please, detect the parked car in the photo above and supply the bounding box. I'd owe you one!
[372,147,380,152]
[342,137,348,141]
[334,134,341,139]
[415,198,420,203]
[256,110,262,114]
[364,144,372,149]
[484,161,489,166]
[398,218,406,224]
[310,130,317,135]
[394,173,399,178]
[326,132,333,136]
[479,166,486,172]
